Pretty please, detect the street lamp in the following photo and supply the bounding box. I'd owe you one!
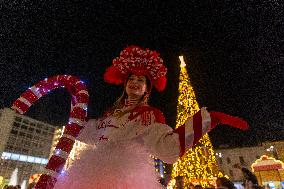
[266,145,279,160]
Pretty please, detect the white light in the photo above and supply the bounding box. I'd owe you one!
[11,154,20,160]
[27,156,35,163]
[41,159,48,164]
[2,152,48,165]
[266,145,275,152]
[19,155,27,162]
[179,56,186,68]
[34,158,42,164]
[1,152,9,159]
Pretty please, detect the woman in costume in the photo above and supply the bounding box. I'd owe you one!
[54,45,248,189]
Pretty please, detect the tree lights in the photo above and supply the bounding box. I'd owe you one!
[171,56,222,188]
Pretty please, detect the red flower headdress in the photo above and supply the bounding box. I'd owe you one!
[104,45,167,92]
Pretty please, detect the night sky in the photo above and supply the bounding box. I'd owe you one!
[0,1,283,148]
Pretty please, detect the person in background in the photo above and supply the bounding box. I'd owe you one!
[175,176,185,189]
[216,177,236,189]
[194,184,204,189]
[2,186,20,189]
[189,183,195,189]
[233,164,261,189]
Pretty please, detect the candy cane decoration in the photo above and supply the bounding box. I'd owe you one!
[11,75,89,189]
[29,174,42,184]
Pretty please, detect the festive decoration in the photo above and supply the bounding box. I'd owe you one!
[104,45,167,91]
[251,155,284,187]
[252,155,284,171]
[170,56,223,188]
[11,75,89,189]
[153,157,166,178]
[56,126,87,170]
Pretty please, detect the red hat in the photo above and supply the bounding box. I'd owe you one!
[104,45,167,92]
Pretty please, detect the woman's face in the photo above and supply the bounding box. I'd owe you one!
[125,74,147,100]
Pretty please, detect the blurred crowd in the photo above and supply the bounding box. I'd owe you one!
[0,164,267,189]
[170,163,263,189]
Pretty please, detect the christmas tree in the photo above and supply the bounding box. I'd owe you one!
[171,56,222,188]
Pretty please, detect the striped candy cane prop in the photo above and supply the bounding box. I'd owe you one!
[11,75,89,189]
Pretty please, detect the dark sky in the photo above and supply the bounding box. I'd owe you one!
[0,1,283,148]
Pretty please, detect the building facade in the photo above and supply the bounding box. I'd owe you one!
[0,108,59,183]
[215,141,284,182]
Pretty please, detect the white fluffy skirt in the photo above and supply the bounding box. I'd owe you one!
[54,141,163,189]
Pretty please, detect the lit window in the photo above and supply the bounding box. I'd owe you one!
[2,152,11,159]
[11,154,20,160]
[19,155,28,162]
[41,159,48,164]
[27,156,35,163]
[34,157,42,164]
[1,152,48,164]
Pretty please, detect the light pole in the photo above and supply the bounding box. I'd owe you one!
[266,146,279,160]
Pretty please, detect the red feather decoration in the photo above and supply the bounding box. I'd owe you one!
[103,66,125,85]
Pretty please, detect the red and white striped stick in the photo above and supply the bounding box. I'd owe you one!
[11,75,89,189]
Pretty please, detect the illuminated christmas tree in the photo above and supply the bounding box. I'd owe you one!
[171,56,222,188]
